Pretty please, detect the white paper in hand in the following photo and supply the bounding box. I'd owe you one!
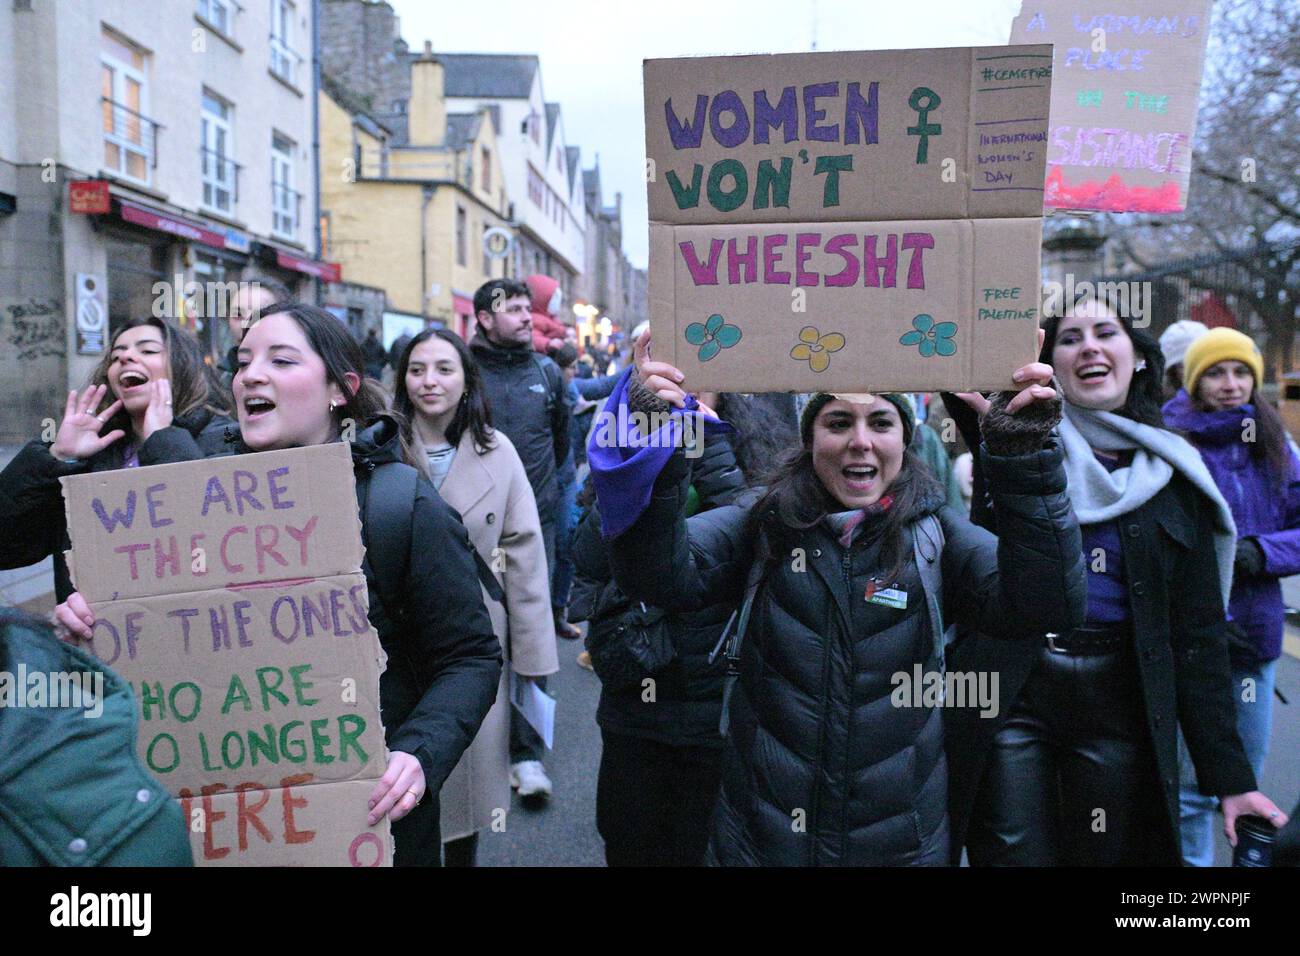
[510,672,556,750]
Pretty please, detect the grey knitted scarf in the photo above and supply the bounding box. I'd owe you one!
[1058,403,1236,607]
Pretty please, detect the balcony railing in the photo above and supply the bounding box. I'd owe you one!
[101,97,161,183]
[272,181,301,238]
[200,146,241,213]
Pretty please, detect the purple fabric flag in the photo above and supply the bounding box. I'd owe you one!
[587,367,732,540]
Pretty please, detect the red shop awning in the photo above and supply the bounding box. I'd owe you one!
[273,248,342,283]
[117,199,228,249]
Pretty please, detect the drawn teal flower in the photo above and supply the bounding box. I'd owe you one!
[899,314,957,357]
[684,313,741,361]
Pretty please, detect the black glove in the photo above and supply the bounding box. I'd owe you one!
[980,381,1063,457]
[1224,619,1255,658]
[1234,537,1266,578]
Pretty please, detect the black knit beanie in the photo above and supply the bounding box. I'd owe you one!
[800,393,915,446]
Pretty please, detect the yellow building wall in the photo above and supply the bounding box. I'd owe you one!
[320,93,424,314]
[320,94,517,325]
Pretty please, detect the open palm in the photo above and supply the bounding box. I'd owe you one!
[50,385,125,461]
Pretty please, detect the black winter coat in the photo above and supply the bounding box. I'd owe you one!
[221,418,503,866]
[570,434,747,748]
[941,397,1257,863]
[470,334,571,522]
[608,441,1086,866]
[0,408,234,602]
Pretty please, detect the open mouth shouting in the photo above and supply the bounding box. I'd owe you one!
[243,395,277,421]
[842,463,878,493]
[115,369,151,395]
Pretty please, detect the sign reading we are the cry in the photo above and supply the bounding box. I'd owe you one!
[62,444,392,867]
[1010,1,1213,212]
[644,46,1053,392]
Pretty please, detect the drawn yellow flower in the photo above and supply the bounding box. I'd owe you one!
[790,326,846,373]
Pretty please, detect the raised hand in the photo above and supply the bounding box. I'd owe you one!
[633,329,688,409]
[955,328,1056,417]
[49,385,125,461]
[140,378,174,443]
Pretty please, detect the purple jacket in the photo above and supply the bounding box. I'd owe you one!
[1163,390,1300,662]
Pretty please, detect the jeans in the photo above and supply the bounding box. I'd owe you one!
[551,474,578,612]
[1178,658,1277,866]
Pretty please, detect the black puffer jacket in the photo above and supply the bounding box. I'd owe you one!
[570,434,747,748]
[222,418,503,866]
[0,408,234,602]
[470,334,571,519]
[607,442,1086,866]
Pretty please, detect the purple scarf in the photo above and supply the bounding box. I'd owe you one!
[587,367,731,539]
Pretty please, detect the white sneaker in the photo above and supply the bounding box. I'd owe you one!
[510,760,553,799]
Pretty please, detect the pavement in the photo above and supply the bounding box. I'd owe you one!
[477,635,606,866]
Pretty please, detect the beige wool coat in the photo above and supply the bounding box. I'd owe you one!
[435,429,559,842]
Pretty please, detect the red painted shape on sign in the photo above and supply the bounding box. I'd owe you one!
[1043,167,1184,213]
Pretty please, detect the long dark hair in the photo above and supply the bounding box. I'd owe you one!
[393,328,496,455]
[715,392,800,483]
[252,302,420,468]
[753,442,941,586]
[1040,300,1166,427]
[89,316,229,434]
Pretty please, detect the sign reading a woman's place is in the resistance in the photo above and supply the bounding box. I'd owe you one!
[644,45,1053,394]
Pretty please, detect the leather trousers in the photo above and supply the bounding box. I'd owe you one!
[966,641,1166,866]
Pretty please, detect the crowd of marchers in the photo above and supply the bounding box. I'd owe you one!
[1,280,1296,867]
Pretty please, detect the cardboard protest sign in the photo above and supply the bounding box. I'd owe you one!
[644,46,1053,392]
[1010,1,1213,212]
[63,443,392,866]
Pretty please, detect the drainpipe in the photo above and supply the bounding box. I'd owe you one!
[311,0,322,304]
[420,184,434,321]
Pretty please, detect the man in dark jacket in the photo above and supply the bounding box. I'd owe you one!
[362,328,388,380]
[469,278,572,796]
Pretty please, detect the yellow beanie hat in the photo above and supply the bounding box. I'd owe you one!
[1182,327,1264,396]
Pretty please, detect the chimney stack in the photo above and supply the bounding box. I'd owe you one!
[407,40,445,147]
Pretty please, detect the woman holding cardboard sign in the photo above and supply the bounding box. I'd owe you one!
[943,299,1288,866]
[590,329,1085,866]
[52,303,503,867]
[0,316,233,604]
[230,303,501,866]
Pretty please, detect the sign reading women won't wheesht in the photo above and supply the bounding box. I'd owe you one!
[644,45,1054,393]
[61,443,391,866]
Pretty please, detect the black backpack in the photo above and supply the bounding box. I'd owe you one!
[354,461,505,634]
